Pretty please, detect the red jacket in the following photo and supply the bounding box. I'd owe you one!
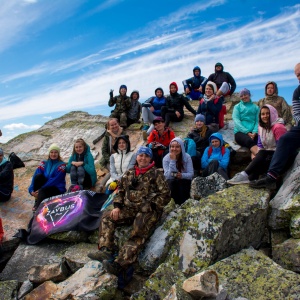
[147,128,175,155]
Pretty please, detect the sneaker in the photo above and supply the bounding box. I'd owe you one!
[142,124,150,131]
[142,130,148,141]
[88,247,114,262]
[102,260,122,276]
[249,176,277,189]
[227,172,249,185]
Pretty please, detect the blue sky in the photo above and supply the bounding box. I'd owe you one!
[0,0,299,143]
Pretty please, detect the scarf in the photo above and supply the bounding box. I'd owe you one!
[134,161,155,176]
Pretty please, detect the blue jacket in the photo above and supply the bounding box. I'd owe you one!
[232,100,259,134]
[163,137,194,180]
[201,132,230,170]
[66,145,97,186]
[28,159,66,194]
[182,66,208,90]
[148,96,167,116]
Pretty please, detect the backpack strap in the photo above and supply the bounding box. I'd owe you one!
[208,146,225,157]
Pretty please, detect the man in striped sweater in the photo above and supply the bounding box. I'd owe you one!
[250,62,300,189]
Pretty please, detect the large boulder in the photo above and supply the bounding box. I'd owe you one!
[272,238,300,273]
[132,185,269,299]
[268,153,300,230]
[206,248,300,299]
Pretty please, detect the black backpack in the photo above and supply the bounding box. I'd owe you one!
[9,152,25,169]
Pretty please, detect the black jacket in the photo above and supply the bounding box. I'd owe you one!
[0,160,14,194]
[165,93,196,116]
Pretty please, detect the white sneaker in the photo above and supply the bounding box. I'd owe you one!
[227,172,249,185]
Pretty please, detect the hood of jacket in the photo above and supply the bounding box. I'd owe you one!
[215,62,224,72]
[155,87,164,97]
[209,132,224,147]
[113,135,131,154]
[262,104,284,126]
[193,66,201,77]
[265,81,278,97]
[169,137,188,162]
[130,90,140,100]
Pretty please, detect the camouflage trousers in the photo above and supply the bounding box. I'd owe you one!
[98,207,160,267]
[109,111,127,128]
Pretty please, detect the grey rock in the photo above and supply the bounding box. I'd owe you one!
[17,280,33,299]
[0,280,19,299]
[272,238,300,273]
[0,241,73,282]
[190,172,228,200]
[290,213,300,239]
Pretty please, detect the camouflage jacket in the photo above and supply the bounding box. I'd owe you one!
[114,166,171,213]
[108,95,131,114]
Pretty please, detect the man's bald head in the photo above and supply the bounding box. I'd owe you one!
[295,63,300,81]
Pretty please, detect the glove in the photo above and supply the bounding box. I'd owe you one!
[109,89,114,98]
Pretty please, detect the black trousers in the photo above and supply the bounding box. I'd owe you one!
[32,174,61,209]
[161,107,183,127]
[167,178,191,205]
[202,160,229,180]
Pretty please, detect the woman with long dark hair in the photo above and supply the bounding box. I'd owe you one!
[163,137,193,205]
[228,104,287,184]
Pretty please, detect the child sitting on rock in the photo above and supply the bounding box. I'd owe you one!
[66,138,97,190]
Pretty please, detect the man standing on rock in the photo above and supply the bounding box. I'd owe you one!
[250,62,300,189]
[88,146,170,277]
[0,148,14,202]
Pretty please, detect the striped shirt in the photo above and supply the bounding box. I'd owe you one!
[292,85,300,126]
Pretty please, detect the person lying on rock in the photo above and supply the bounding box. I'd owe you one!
[28,144,66,212]
[0,148,14,202]
[88,146,171,276]
[201,132,230,180]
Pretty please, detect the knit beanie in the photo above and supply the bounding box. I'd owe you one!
[206,81,217,94]
[119,84,127,91]
[195,114,205,123]
[136,146,153,158]
[169,82,178,92]
[0,148,3,156]
[239,88,251,97]
[48,143,60,154]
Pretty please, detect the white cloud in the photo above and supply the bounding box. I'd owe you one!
[0,3,299,123]
[43,116,53,120]
[3,123,41,130]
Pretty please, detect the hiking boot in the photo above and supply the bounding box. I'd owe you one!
[227,172,250,185]
[249,176,276,190]
[142,130,148,141]
[88,247,114,262]
[102,260,122,276]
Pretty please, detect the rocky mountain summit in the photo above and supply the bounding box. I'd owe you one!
[1,98,300,299]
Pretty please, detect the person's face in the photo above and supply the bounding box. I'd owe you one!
[215,65,222,71]
[132,93,138,100]
[118,139,127,150]
[170,141,182,156]
[155,90,163,98]
[194,70,200,76]
[120,88,127,95]
[109,119,120,133]
[205,85,214,96]
[260,108,270,124]
[240,94,250,102]
[295,64,300,82]
[0,154,3,163]
[136,153,151,168]
[49,150,59,160]
[154,121,165,132]
[266,84,275,96]
[195,120,204,129]
[170,85,177,93]
[211,139,220,148]
[75,142,84,154]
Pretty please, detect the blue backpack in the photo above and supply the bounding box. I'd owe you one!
[183,138,197,157]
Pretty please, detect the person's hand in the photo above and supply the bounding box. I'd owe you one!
[150,106,155,112]
[208,94,216,101]
[185,88,190,94]
[110,208,120,221]
[31,191,38,198]
[175,111,181,118]
[247,133,256,140]
[176,172,182,179]
[169,152,177,160]
[0,129,2,137]
[72,161,84,167]
[109,89,114,98]
[199,86,203,93]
